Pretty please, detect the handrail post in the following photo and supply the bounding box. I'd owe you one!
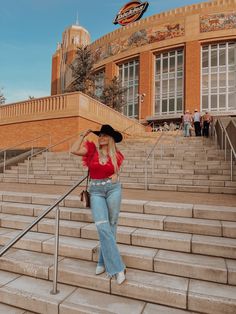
[27,157,30,183]
[3,151,6,174]
[51,205,60,295]
[68,140,72,157]
[231,149,233,181]
[152,151,154,175]
[145,160,148,190]
[45,150,48,171]
[221,130,223,150]
[49,134,52,147]
[31,145,34,158]
[224,134,227,161]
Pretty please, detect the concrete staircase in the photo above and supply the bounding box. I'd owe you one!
[0,190,235,313]
[1,134,236,194]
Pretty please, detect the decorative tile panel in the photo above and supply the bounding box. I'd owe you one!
[200,12,236,33]
[93,23,185,63]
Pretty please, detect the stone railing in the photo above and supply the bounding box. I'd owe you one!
[77,93,144,135]
[0,92,145,135]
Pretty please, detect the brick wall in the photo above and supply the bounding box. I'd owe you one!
[0,117,100,152]
[185,41,201,113]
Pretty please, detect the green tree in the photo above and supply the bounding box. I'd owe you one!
[0,88,6,105]
[98,76,127,113]
[66,46,95,95]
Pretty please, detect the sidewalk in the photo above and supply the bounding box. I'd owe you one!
[0,182,235,207]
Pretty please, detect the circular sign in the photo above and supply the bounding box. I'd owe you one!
[113,1,149,26]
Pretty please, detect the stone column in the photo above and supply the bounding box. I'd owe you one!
[185,41,201,113]
[139,51,154,120]
[105,62,118,81]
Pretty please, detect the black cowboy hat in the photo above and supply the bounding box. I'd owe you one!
[92,124,123,143]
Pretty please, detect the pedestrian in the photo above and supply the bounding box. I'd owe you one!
[71,124,126,284]
[182,110,192,137]
[193,109,201,136]
[202,111,211,137]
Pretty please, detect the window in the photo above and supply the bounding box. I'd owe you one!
[119,60,139,118]
[154,49,184,115]
[201,42,236,112]
[94,70,105,98]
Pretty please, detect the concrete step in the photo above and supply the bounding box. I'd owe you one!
[0,269,202,314]
[154,250,229,284]
[2,173,234,189]
[0,204,236,241]
[0,303,35,313]
[1,243,235,286]
[1,192,235,221]
[147,184,236,194]
[54,256,236,312]
[132,229,236,258]
[0,223,235,275]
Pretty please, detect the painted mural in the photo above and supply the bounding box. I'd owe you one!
[93,22,184,63]
[200,12,236,33]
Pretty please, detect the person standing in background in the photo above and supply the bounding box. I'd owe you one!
[193,109,201,136]
[202,111,211,137]
[182,110,192,137]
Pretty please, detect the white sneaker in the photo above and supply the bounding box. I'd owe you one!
[95,265,105,275]
[116,270,126,284]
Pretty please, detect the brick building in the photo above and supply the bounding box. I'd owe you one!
[51,0,236,124]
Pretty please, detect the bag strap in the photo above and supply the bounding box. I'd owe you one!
[85,170,89,190]
[85,145,97,190]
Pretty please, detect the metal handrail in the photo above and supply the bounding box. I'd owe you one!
[145,132,164,190]
[144,129,185,190]
[216,118,236,181]
[158,129,182,160]
[26,122,144,180]
[0,134,51,154]
[26,132,83,181]
[0,134,51,174]
[0,175,88,294]
[120,120,144,140]
[214,119,224,149]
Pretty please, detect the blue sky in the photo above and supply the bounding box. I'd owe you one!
[0,0,208,104]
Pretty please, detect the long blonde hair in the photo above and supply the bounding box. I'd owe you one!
[98,136,118,173]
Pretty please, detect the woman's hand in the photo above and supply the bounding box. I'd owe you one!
[80,129,92,138]
[111,173,118,183]
[71,129,91,156]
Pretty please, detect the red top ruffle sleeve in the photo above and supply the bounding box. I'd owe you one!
[82,141,124,179]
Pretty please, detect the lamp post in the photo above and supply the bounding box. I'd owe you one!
[137,93,146,122]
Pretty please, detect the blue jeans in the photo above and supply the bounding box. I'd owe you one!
[88,179,125,277]
[184,122,190,137]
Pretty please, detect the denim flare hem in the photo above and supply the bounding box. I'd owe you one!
[89,179,125,277]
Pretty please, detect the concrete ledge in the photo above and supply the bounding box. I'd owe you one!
[111,269,188,309]
[188,279,236,314]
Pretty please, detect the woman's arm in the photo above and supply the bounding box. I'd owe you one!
[70,130,91,156]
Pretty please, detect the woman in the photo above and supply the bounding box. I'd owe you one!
[71,124,126,284]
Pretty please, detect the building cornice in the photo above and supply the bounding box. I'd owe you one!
[90,0,236,48]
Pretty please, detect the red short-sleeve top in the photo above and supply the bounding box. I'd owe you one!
[82,141,124,179]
